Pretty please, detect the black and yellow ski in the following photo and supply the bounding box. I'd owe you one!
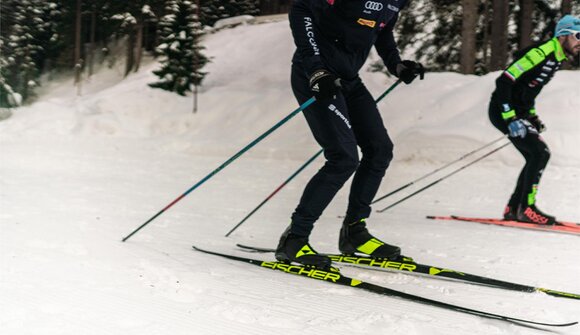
[236,243,580,300]
[193,245,577,327]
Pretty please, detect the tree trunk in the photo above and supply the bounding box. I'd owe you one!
[490,0,509,71]
[74,0,82,86]
[460,0,478,74]
[561,0,571,15]
[125,29,136,77]
[519,0,533,49]
[194,0,201,113]
[482,0,491,70]
[134,22,143,72]
[88,8,96,77]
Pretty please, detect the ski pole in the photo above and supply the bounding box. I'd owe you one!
[225,79,402,237]
[376,142,510,213]
[371,135,508,205]
[224,150,324,237]
[122,97,316,242]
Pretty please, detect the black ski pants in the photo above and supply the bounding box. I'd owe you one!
[489,100,551,208]
[289,64,394,237]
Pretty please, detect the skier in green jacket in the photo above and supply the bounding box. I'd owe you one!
[488,15,580,225]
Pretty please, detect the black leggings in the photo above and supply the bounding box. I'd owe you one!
[489,101,551,208]
[289,64,394,236]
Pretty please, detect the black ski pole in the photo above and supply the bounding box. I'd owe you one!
[122,97,316,242]
[225,150,324,237]
[371,135,508,205]
[376,142,510,213]
[224,79,402,237]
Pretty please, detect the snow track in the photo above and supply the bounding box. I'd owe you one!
[1,19,579,335]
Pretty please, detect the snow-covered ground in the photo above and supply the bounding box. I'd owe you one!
[1,20,579,335]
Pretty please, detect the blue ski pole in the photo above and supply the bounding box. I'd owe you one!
[122,97,316,242]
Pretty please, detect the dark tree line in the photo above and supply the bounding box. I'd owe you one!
[396,0,578,74]
[1,0,576,107]
[1,0,259,107]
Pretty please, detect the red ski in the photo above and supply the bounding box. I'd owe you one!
[427,215,580,236]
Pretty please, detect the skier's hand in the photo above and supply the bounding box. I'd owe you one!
[527,115,546,133]
[396,60,425,84]
[507,119,538,138]
[309,70,341,101]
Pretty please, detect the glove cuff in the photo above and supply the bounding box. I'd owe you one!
[309,70,330,87]
[501,109,516,121]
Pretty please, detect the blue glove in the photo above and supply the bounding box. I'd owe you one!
[507,119,537,138]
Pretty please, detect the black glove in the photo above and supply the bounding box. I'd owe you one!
[309,70,341,101]
[527,115,546,133]
[396,60,425,84]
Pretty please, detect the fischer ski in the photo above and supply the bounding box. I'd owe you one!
[193,246,577,327]
[236,243,580,300]
[427,215,580,236]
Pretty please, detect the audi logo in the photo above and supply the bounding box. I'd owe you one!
[365,1,383,11]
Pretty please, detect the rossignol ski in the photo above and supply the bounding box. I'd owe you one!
[236,243,580,300]
[427,215,580,236]
[193,245,577,327]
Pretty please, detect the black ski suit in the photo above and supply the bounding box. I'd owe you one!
[288,0,407,236]
[489,37,568,208]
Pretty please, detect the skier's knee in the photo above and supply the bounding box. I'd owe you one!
[363,138,394,170]
[326,148,360,179]
[538,145,551,165]
[336,154,360,176]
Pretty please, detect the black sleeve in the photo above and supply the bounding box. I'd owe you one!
[374,14,402,76]
[494,75,516,114]
[289,0,326,76]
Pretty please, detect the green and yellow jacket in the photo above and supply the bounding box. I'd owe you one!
[491,37,568,121]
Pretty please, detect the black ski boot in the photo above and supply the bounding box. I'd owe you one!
[517,204,556,225]
[503,204,518,221]
[339,219,401,259]
[275,226,332,270]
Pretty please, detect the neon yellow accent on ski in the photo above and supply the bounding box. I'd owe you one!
[537,288,580,299]
[350,279,362,286]
[429,267,465,276]
[357,238,385,255]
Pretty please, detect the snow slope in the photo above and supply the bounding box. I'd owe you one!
[1,20,579,335]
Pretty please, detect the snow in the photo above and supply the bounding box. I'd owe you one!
[1,20,580,335]
[213,15,256,30]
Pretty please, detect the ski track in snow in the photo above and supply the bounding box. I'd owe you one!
[1,20,579,335]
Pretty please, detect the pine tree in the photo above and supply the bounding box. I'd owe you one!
[110,1,160,76]
[396,0,463,73]
[199,0,228,27]
[222,0,259,18]
[0,0,56,106]
[149,0,209,96]
[200,0,259,27]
